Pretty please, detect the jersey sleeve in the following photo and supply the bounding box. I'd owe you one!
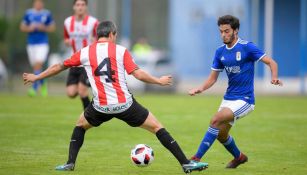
[22,12,30,25]
[64,26,69,40]
[123,49,138,74]
[45,12,54,25]
[246,42,266,62]
[63,51,81,67]
[211,50,224,72]
[92,20,99,38]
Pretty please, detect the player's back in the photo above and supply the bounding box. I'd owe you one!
[78,41,137,108]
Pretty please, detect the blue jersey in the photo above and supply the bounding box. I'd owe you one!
[22,8,54,44]
[211,38,265,104]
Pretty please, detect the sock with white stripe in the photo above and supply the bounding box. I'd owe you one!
[32,70,42,91]
[194,126,220,159]
[220,135,241,159]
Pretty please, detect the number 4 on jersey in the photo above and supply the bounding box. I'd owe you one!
[94,57,115,83]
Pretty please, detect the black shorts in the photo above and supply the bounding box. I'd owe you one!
[66,67,90,86]
[84,98,149,127]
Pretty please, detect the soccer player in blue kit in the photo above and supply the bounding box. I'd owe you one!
[20,0,55,97]
[189,15,283,168]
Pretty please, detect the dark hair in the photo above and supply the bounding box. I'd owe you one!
[96,21,117,38]
[73,0,87,5]
[218,15,240,30]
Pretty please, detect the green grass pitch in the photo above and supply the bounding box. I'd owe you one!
[0,94,307,175]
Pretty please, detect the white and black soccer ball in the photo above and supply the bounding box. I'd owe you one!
[130,144,154,167]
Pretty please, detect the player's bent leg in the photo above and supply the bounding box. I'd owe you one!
[139,112,163,133]
[217,123,232,143]
[210,107,234,129]
[78,82,90,109]
[218,125,248,168]
[66,85,78,98]
[140,113,208,173]
[76,112,93,130]
[192,108,234,161]
[56,113,92,171]
[214,110,248,168]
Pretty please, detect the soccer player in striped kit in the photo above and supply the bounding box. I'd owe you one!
[189,15,283,168]
[20,0,55,97]
[23,21,208,173]
[64,0,99,109]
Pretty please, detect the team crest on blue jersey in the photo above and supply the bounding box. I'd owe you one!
[236,52,241,61]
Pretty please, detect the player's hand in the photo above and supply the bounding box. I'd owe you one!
[188,87,203,96]
[158,75,172,86]
[271,79,283,86]
[28,24,36,32]
[23,73,37,85]
[36,24,47,31]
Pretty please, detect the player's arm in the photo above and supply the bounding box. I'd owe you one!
[63,26,71,47]
[23,63,67,85]
[261,56,283,86]
[123,49,171,86]
[20,22,35,33]
[131,68,172,86]
[20,13,35,33]
[37,22,56,32]
[189,70,220,96]
[37,12,56,32]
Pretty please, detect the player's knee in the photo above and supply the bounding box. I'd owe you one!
[66,90,77,98]
[76,114,92,130]
[210,115,224,128]
[78,90,88,97]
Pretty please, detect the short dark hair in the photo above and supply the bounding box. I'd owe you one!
[218,15,240,30]
[73,0,87,5]
[97,21,117,38]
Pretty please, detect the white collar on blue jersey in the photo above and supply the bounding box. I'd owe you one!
[225,38,241,50]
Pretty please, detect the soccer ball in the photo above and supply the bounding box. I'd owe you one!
[130,144,154,167]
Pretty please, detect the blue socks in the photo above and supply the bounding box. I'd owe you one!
[195,126,219,159]
[32,70,43,91]
[221,136,241,159]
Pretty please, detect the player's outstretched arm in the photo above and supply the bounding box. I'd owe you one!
[189,70,220,96]
[23,63,67,85]
[261,56,283,86]
[131,68,172,86]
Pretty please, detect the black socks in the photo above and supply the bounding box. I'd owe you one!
[156,128,190,165]
[81,96,90,109]
[67,126,86,164]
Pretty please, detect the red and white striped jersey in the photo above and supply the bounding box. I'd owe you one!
[64,15,99,53]
[63,41,138,110]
